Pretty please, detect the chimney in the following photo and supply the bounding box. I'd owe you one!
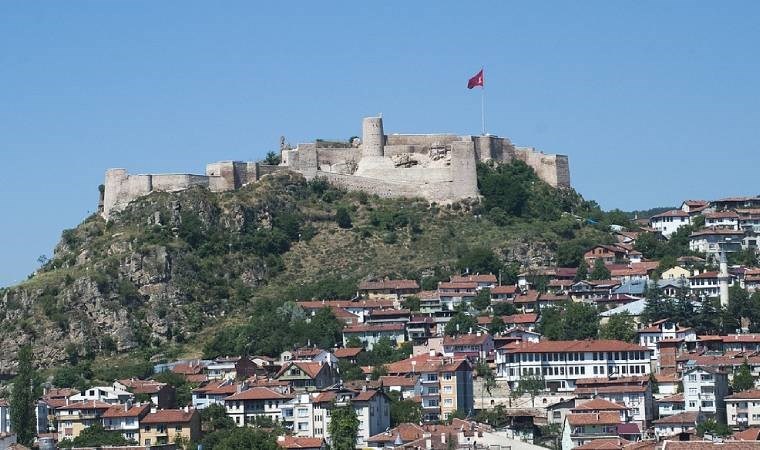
[441,433,446,444]
[429,349,436,357]
[184,405,189,412]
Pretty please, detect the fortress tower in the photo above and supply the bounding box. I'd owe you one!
[361,116,385,158]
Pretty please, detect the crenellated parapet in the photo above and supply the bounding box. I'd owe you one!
[100,115,571,219]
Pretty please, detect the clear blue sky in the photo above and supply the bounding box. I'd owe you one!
[2,1,760,286]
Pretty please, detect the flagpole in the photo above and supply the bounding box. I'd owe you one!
[481,66,486,135]
[481,85,486,135]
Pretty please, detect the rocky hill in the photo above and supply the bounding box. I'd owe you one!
[0,163,614,372]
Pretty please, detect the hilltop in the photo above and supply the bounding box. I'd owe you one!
[0,162,614,374]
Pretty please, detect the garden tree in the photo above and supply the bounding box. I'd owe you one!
[201,403,235,432]
[474,405,509,428]
[489,316,506,335]
[306,307,345,349]
[697,418,731,437]
[599,313,637,342]
[563,302,599,340]
[515,373,546,407]
[649,372,659,394]
[456,247,501,276]
[492,301,517,317]
[476,360,496,412]
[401,296,421,312]
[444,312,478,336]
[370,365,388,380]
[201,426,279,450]
[574,259,588,281]
[58,423,133,448]
[732,360,755,392]
[589,258,611,281]
[388,391,422,426]
[345,336,363,349]
[174,434,191,450]
[472,288,491,311]
[693,299,724,335]
[328,405,360,450]
[335,206,352,229]
[538,303,598,341]
[10,345,36,446]
[634,232,663,259]
[263,151,281,165]
[338,360,364,381]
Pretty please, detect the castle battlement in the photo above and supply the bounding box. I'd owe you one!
[100,116,570,219]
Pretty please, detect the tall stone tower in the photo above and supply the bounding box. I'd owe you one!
[362,116,385,158]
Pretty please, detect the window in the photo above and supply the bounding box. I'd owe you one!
[175,426,182,433]
[444,398,453,406]
[443,372,452,380]
[443,386,452,394]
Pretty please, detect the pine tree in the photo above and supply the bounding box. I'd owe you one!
[574,260,588,282]
[10,345,36,446]
[589,259,611,280]
[732,360,755,392]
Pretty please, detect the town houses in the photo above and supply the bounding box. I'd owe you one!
[9,195,760,450]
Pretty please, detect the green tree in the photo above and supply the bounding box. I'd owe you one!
[153,371,195,408]
[201,403,235,432]
[472,288,491,311]
[263,151,281,165]
[444,312,478,336]
[328,405,360,450]
[389,391,422,426]
[574,259,588,281]
[489,316,506,335]
[401,296,421,312]
[345,336,363,349]
[515,373,546,407]
[589,258,611,280]
[492,301,517,317]
[697,418,731,437]
[202,426,279,450]
[599,313,636,342]
[370,365,388,381]
[476,359,496,413]
[10,345,36,446]
[538,303,597,341]
[457,247,500,276]
[733,360,755,392]
[58,423,133,448]
[338,360,364,381]
[335,206,352,229]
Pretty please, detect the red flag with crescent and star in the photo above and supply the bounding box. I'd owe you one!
[467,69,484,89]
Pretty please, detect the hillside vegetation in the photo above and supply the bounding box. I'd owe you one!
[0,161,617,378]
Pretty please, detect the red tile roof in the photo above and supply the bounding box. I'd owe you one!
[651,210,689,219]
[491,285,518,294]
[369,308,410,317]
[438,281,478,290]
[567,412,621,425]
[141,408,198,424]
[342,323,405,333]
[659,442,760,450]
[384,354,471,375]
[705,211,740,219]
[358,279,419,290]
[732,427,760,441]
[224,387,294,401]
[102,403,150,418]
[573,398,627,411]
[333,347,363,358]
[57,400,113,410]
[192,382,239,396]
[118,379,168,394]
[502,313,538,324]
[297,299,394,310]
[276,361,327,379]
[727,389,760,400]
[652,411,700,425]
[690,228,744,237]
[451,274,497,283]
[171,362,205,375]
[443,334,491,346]
[277,436,325,449]
[379,376,418,388]
[658,393,685,403]
[502,339,647,354]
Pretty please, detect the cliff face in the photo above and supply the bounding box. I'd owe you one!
[0,169,602,371]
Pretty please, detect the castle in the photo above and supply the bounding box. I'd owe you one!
[100,116,570,219]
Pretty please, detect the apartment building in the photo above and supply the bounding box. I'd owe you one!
[726,389,760,428]
[682,366,729,424]
[139,408,201,447]
[224,387,294,427]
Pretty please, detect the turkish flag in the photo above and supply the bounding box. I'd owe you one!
[467,69,484,89]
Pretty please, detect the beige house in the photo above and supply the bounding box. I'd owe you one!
[139,408,200,447]
[56,400,112,441]
[660,266,691,281]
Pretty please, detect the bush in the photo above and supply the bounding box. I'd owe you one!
[336,206,352,228]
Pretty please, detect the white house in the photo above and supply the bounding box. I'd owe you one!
[725,389,760,428]
[682,366,729,423]
[191,380,239,409]
[657,393,685,418]
[652,411,702,440]
[442,333,494,360]
[637,319,695,370]
[496,340,651,391]
[688,229,745,257]
[224,387,294,427]
[69,386,133,405]
[704,211,740,230]
[280,393,316,437]
[650,210,691,238]
[312,389,390,448]
[560,412,620,450]
[689,271,735,299]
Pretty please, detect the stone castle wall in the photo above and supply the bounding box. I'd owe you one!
[100,115,571,219]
